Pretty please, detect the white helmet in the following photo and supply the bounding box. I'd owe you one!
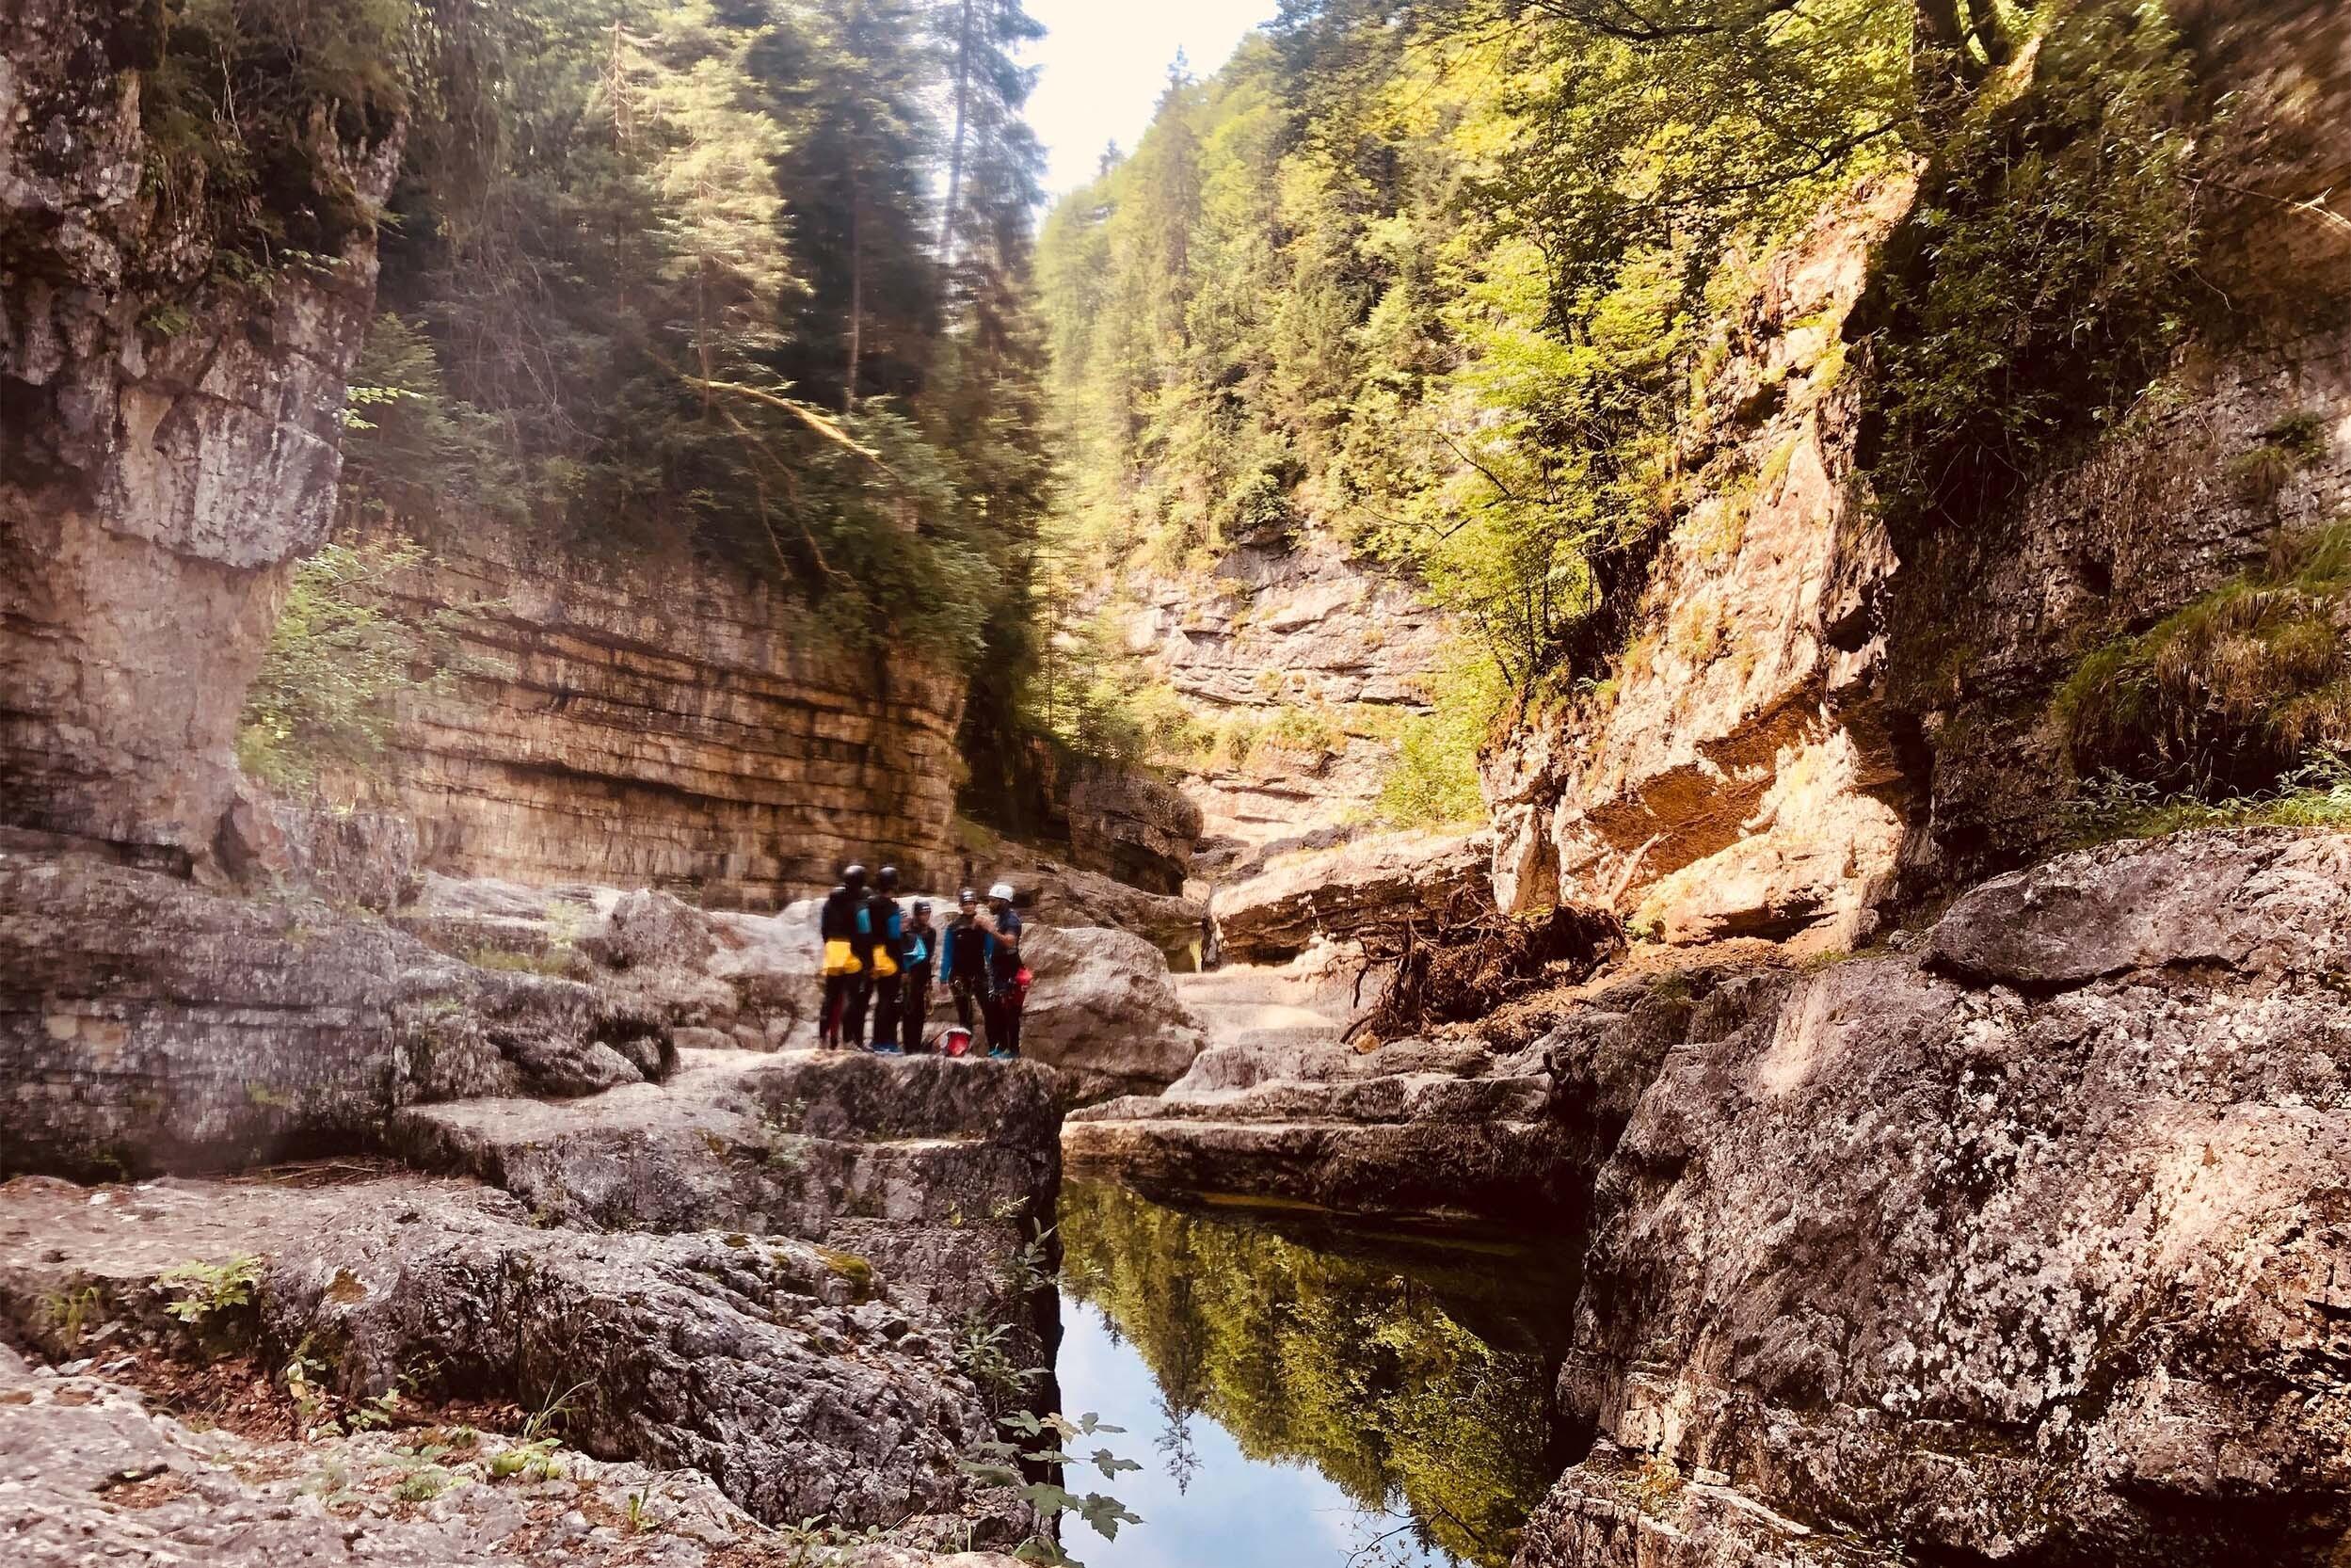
[988,881,1016,902]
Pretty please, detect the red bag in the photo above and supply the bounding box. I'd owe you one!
[942,1025,973,1058]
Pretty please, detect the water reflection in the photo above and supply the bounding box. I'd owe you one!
[1055,1179,1575,1568]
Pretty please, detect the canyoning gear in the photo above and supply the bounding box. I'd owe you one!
[865,885,906,1048]
[959,888,978,905]
[878,865,901,891]
[900,906,936,1052]
[988,881,1015,903]
[942,1025,973,1058]
[843,864,868,888]
[818,881,867,1048]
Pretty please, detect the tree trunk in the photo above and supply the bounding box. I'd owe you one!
[939,0,974,259]
[846,175,863,414]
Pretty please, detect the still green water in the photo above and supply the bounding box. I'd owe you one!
[1053,1179,1576,1568]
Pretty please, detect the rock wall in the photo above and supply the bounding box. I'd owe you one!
[336,520,965,907]
[1482,179,1915,950]
[1489,3,2351,942]
[1122,538,1451,856]
[1516,828,2351,1567]
[0,0,398,867]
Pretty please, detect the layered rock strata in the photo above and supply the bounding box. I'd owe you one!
[391,1050,1063,1321]
[340,523,966,906]
[1482,179,1914,949]
[1210,825,1488,962]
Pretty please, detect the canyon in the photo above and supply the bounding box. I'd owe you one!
[6,2,2351,1568]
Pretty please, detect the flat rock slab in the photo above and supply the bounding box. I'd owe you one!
[0,1171,1010,1537]
[0,1341,1021,1567]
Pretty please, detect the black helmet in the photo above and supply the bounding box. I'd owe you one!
[913,899,932,917]
[958,887,978,904]
[877,865,901,890]
[843,863,868,888]
[830,883,846,898]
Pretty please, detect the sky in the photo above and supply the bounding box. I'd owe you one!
[1021,0,1283,198]
[1056,1298,1455,1568]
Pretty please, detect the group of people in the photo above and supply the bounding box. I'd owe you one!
[816,865,1027,1058]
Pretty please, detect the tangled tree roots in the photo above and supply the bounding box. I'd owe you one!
[1348,887,1620,1044]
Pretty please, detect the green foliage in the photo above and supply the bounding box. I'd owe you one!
[1033,0,1910,697]
[1375,650,1502,828]
[142,0,452,254]
[2063,752,2351,843]
[158,1255,263,1327]
[236,540,465,792]
[950,1314,1040,1402]
[1861,0,2207,535]
[343,0,1057,693]
[2054,522,2351,797]
[960,1409,1144,1566]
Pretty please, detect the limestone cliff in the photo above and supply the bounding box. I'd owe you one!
[0,0,401,867]
[333,520,964,906]
[1487,0,2351,946]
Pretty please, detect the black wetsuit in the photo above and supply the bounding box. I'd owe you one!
[940,914,990,1047]
[817,885,862,1048]
[899,919,936,1050]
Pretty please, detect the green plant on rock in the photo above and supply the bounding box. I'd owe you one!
[236,540,469,792]
[39,1285,104,1351]
[158,1255,263,1329]
[959,1409,1144,1567]
[1862,0,2209,536]
[2054,521,2351,797]
[2226,411,2333,508]
[951,1314,1040,1404]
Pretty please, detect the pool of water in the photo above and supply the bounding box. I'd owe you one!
[1051,1179,1578,1568]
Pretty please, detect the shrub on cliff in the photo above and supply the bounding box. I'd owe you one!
[2055,521,2351,798]
[235,540,465,792]
[1858,0,2209,536]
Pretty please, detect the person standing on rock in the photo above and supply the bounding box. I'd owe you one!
[818,866,868,1049]
[866,865,907,1055]
[939,888,992,1052]
[899,899,936,1051]
[976,881,1026,1060]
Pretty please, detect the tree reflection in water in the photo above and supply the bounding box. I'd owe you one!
[1058,1179,1575,1568]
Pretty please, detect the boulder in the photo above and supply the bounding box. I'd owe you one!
[1211,827,1488,963]
[1520,828,2351,1567]
[1066,765,1203,894]
[0,848,672,1179]
[1018,925,1207,1101]
[0,1340,1023,1568]
[0,1174,1021,1543]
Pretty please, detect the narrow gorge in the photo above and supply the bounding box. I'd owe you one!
[6,2,2351,1567]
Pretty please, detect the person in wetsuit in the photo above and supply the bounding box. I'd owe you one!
[938,888,991,1049]
[899,899,936,1051]
[977,881,1024,1060]
[866,865,906,1053]
[817,866,867,1049]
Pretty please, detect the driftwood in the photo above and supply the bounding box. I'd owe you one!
[1346,885,1619,1044]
